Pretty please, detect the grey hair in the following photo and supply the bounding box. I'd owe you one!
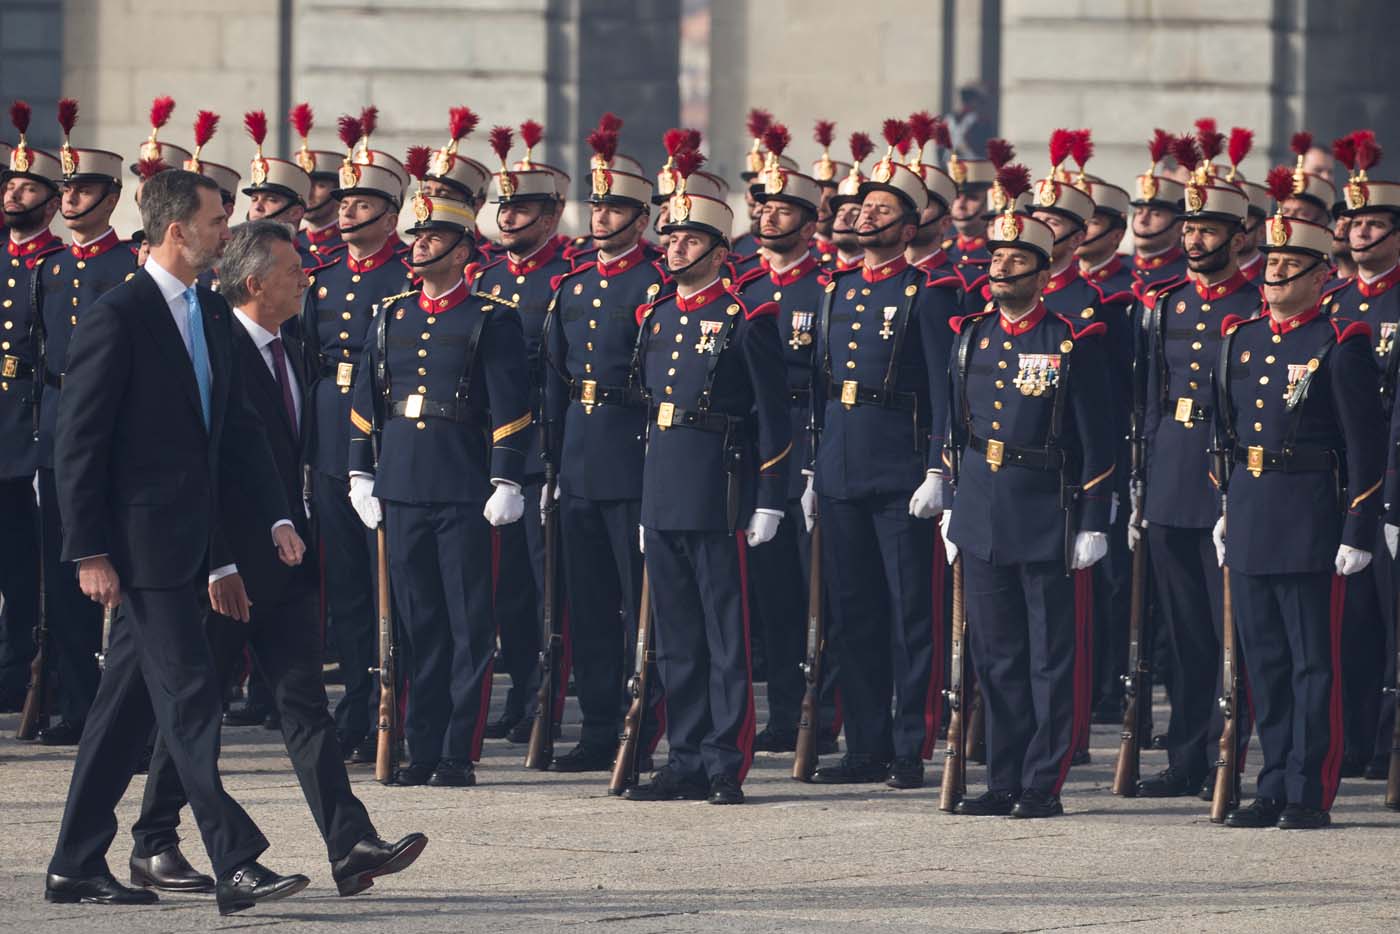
[219,220,296,307]
[139,170,218,247]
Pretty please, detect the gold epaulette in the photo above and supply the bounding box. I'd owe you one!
[379,289,419,306]
[475,290,517,309]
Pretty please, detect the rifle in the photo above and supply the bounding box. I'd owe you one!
[1209,338,1240,823]
[1113,377,1152,796]
[939,555,969,812]
[1386,584,1400,810]
[791,518,823,782]
[525,447,561,770]
[609,565,653,795]
[373,525,396,784]
[16,484,49,740]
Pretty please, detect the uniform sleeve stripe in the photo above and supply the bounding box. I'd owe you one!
[492,412,533,444]
[1082,464,1115,491]
[1350,478,1382,509]
[761,442,792,472]
[350,408,372,435]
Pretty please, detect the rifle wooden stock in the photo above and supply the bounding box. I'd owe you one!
[939,556,968,812]
[526,470,561,770]
[1387,586,1400,810]
[609,565,653,795]
[1210,567,1240,823]
[374,525,397,785]
[16,508,50,741]
[791,520,823,782]
[1113,536,1151,796]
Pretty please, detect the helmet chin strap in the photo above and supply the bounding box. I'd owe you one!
[406,231,467,268]
[1350,223,1400,256]
[590,205,645,243]
[1263,257,1324,287]
[256,198,300,223]
[857,214,910,238]
[1079,218,1122,251]
[339,209,392,236]
[60,182,113,223]
[1185,235,1233,271]
[666,239,722,279]
[988,266,1043,285]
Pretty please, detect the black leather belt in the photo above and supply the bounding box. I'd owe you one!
[788,386,811,406]
[969,431,1065,471]
[826,377,915,411]
[0,355,33,380]
[569,379,644,408]
[651,402,741,434]
[390,396,479,423]
[1232,443,1336,474]
[1170,397,1211,424]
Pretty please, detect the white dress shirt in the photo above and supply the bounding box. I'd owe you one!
[144,256,198,353]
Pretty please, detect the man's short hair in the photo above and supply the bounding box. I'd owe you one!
[140,170,218,247]
[219,220,296,307]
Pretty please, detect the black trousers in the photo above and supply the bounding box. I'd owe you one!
[1231,569,1343,809]
[645,528,754,782]
[821,493,939,763]
[313,470,380,744]
[0,476,39,696]
[1340,528,1392,765]
[387,501,496,765]
[38,468,101,722]
[48,580,267,880]
[132,590,374,863]
[1093,494,1132,708]
[963,554,1084,796]
[491,480,544,721]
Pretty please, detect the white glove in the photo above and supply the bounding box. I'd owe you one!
[908,470,945,519]
[1127,481,1146,553]
[348,474,381,530]
[638,524,645,554]
[483,480,525,527]
[1386,523,1398,560]
[1335,545,1372,576]
[801,472,818,533]
[539,482,560,525]
[1212,516,1226,568]
[940,509,957,565]
[746,508,782,547]
[1070,531,1108,570]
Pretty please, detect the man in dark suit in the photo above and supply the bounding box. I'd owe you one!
[128,220,426,897]
[45,170,310,916]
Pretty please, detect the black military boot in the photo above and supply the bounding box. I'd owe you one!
[1223,796,1284,828]
[810,755,888,784]
[954,789,1018,816]
[1136,766,1203,798]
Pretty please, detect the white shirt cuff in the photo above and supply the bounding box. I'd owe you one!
[270,519,294,540]
[209,564,238,583]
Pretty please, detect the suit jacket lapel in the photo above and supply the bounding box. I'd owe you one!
[237,324,297,441]
[201,288,229,443]
[133,269,204,428]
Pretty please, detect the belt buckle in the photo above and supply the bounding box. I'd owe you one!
[580,379,597,405]
[335,361,354,388]
[985,438,1005,471]
[1246,444,1264,478]
[840,379,858,407]
[656,401,674,429]
[1174,397,1194,424]
[0,355,16,379]
[404,393,424,420]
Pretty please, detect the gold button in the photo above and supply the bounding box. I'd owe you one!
[512,293,520,302]
[671,351,680,360]
[861,288,871,296]
[516,275,526,285]
[416,421,426,430]
[1253,421,1262,432]
[992,420,1001,430]
[674,333,682,342]
[599,280,609,289]
[852,322,861,331]
[421,331,431,340]
[351,274,362,283]
[1271,334,1281,344]
[342,311,352,320]
[2,321,9,330]
[1189,380,1199,390]
[1195,322,1206,331]
[1265,355,1275,364]
[586,342,593,351]
[1,300,9,309]
[1259,375,1269,385]
[664,386,673,395]
[592,298,602,307]
[846,360,856,369]
[773,291,783,301]
[70,315,76,325]
[997,360,1007,369]
[417,385,427,393]
[848,341,857,350]
[1200,302,1211,312]
[73,278,80,287]
[1003,341,1012,350]
[346,293,355,301]
[855,304,865,312]
[417,349,428,358]
[5,278,12,287]
[340,386,350,394]
[427,316,436,324]
[585,363,593,373]
[994,400,1003,410]
[591,320,599,330]
[76,261,86,270]
[1191,341,1202,351]
[71,297,79,306]
[418,367,427,376]
[679,316,689,325]
[995,379,1005,389]
[1255,399,1264,408]
[1360,302,1370,312]
[338,330,349,339]
[1189,361,1200,371]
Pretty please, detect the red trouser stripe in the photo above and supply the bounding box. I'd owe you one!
[1054,569,1093,794]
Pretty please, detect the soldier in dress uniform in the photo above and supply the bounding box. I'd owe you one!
[287,104,347,265]
[539,129,668,773]
[563,115,663,269]
[904,113,960,278]
[33,101,140,743]
[1321,136,1400,779]
[956,146,1033,315]
[418,107,494,260]
[303,119,411,762]
[652,128,726,255]
[806,125,961,790]
[1133,148,1261,798]
[347,186,531,788]
[734,137,831,752]
[1130,131,1189,299]
[1077,179,1135,298]
[0,103,63,715]
[1214,204,1384,829]
[809,119,849,264]
[1279,133,1337,229]
[240,111,314,264]
[824,132,874,274]
[944,145,995,271]
[622,161,791,806]
[731,109,775,272]
[180,110,240,293]
[472,123,572,742]
[942,167,1115,818]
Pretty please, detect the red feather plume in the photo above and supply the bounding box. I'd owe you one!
[448,106,478,142]
[996,164,1032,201]
[1195,118,1223,160]
[813,119,835,148]
[358,106,378,140]
[587,128,618,163]
[986,138,1014,168]
[336,114,361,150]
[1069,129,1093,170]
[1265,165,1295,202]
[148,96,175,130]
[849,132,874,164]
[137,158,168,180]
[674,148,705,179]
[1170,134,1201,173]
[1146,128,1172,164]
[597,112,623,134]
[663,128,690,157]
[289,102,313,138]
[404,145,432,181]
[1228,127,1253,167]
[519,120,543,149]
[746,108,772,140]
[243,110,268,146]
[1352,130,1382,171]
[932,118,952,151]
[192,110,219,148]
[1290,132,1313,157]
[908,111,937,148]
[762,124,790,158]
[1332,134,1356,171]
[9,100,31,134]
[1048,128,1074,167]
[489,125,513,163]
[881,118,910,149]
[57,98,78,135]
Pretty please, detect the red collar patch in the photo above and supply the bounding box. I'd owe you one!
[769,253,818,287]
[597,244,642,278]
[347,238,398,274]
[1134,245,1183,271]
[1195,268,1252,300]
[1269,303,1322,334]
[418,278,470,314]
[1043,265,1078,295]
[862,255,908,283]
[1357,264,1400,298]
[507,238,561,277]
[1085,255,1124,283]
[999,302,1047,335]
[675,278,728,313]
[70,228,121,259]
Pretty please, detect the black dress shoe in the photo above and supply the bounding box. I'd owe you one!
[1137,766,1204,798]
[262,711,281,731]
[1070,748,1091,766]
[885,756,924,789]
[752,726,797,753]
[216,861,310,916]
[45,871,159,905]
[483,712,523,740]
[954,789,1018,816]
[221,703,269,727]
[708,774,745,805]
[1150,733,1168,750]
[332,832,429,896]
[549,743,615,772]
[37,719,84,746]
[1277,804,1331,829]
[428,760,475,787]
[810,756,888,785]
[506,716,535,744]
[622,767,709,801]
[1011,788,1064,819]
[1224,796,1284,828]
[392,764,435,786]
[1363,756,1388,781]
[349,737,377,765]
[130,846,215,892]
[1198,770,1218,802]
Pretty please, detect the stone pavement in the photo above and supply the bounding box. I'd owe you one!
[2,685,1398,933]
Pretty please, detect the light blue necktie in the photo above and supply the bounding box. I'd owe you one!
[184,286,212,428]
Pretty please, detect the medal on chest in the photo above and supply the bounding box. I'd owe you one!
[1379,321,1396,358]
[879,306,897,340]
[696,319,723,354]
[1013,353,1060,397]
[1284,357,1320,408]
[789,311,813,350]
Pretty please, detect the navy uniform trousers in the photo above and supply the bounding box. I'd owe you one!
[491,482,544,724]
[1231,570,1344,809]
[387,500,497,766]
[1341,532,1394,767]
[0,477,39,697]
[132,592,374,863]
[821,493,937,764]
[644,528,754,782]
[963,556,1083,795]
[37,468,102,723]
[48,582,268,880]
